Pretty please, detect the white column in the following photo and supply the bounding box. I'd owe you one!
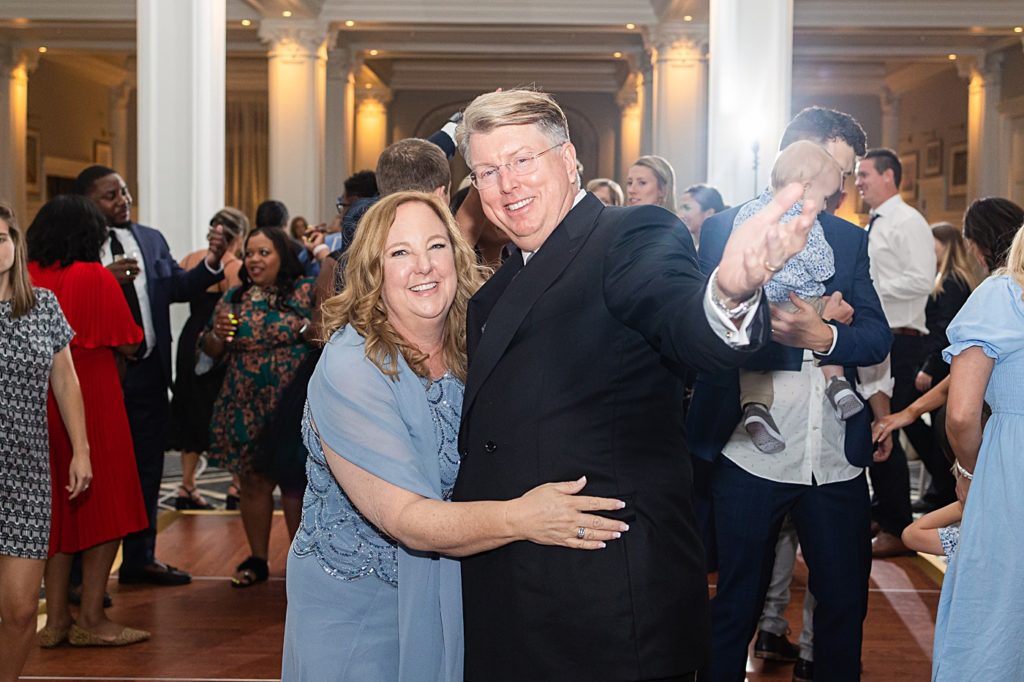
[324,48,358,217]
[639,55,654,156]
[137,0,225,256]
[707,0,793,203]
[617,71,643,183]
[647,22,708,191]
[259,19,330,221]
[353,84,392,173]
[880,87,900,150]
[109,80,133,179]
[0,47,36,221]
[958,52,1004,200]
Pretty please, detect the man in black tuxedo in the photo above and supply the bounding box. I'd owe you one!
[452,89,820,681]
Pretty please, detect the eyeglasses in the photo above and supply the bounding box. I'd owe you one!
[469,143,565,190]
[336,200,351,215]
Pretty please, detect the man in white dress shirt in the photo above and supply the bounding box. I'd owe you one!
[855,148,937,557]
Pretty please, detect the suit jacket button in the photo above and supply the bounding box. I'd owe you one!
[484,440,497,453]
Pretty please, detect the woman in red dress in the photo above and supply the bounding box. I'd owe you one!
[27,195,150,647]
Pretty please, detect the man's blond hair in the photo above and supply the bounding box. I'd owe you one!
[456,89,570,166]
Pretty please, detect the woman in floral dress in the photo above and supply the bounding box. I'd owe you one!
[201,227,314,586]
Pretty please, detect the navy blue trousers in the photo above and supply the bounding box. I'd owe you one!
[708,457,871,682]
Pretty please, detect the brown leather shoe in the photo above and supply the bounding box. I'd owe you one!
[871,531,915,558]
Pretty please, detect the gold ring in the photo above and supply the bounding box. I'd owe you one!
[764,261,783,273]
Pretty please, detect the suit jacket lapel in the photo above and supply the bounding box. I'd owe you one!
[463,195,603,416]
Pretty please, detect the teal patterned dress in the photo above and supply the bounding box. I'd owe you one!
[207,279,314,476]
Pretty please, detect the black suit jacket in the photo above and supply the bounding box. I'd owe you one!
[453,194,770,680]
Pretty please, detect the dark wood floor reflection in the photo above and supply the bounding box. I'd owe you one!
[24,513,939,681]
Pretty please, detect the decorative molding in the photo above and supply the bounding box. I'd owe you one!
[319,0,658,26]
[884,61,955,96]
[792,61,887,97]
[643,20,707,59]
[40,52,129,87]
[0,45,39,78]
[355,84,392,107]
[616,71,640,109]
[258,18,330,58]
[795,0,1024,29]
[955,50,1004,84]
[386,59,623,93]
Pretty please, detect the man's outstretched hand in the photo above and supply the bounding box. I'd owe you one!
[716,183,817,303]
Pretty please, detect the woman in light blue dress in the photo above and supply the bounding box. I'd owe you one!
[933,222,1024,681]
[281,192,628,681]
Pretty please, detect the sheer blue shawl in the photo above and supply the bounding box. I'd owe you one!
[307,324,463,682]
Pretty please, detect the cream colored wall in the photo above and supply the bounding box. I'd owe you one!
[896,67,968,225]
[25,58,135,221]
[1001,46,1024,101]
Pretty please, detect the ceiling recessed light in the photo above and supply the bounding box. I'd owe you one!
[1015,26,1023,33]
[364,83,372,89]
[37,46,47,53]
[613,51,623,58]
[683,15,693,22]
[282,10,292,17]
[345,20,355,27]
[241,19,252,27]
[948,53,957,60]
[369,49,379,56]
[625,23,636,30]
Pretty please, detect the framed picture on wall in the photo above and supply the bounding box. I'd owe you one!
[899,152,919,202]
[93,140,113,167]
[949,143,968,197]
[26,129,41,194]
[924,140,943,176]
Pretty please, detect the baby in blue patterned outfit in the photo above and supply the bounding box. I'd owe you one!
[732,140,864,454]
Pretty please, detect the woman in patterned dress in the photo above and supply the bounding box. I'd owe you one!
[27,195,150,648]
[0,203,90,679]
[201,227,315,586]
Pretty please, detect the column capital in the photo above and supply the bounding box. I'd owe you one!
[955,51,1003,83]
[643,21,708,59]
[616,71,640,110]
[326,47,361,80]
[879,86,900,116]
[258,19,331,59]
[356,84,392,108]
[0,46,39,78]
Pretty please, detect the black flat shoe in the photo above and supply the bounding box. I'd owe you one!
[175,486,213,510]
[793,657,814,682]
[119,561,192,586]
[231,556,269,588]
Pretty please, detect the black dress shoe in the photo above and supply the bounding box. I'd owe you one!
[793,657,813,682]
[753,630,800,662]
[118,561,192,586]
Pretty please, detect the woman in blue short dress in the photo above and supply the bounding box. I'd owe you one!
[933,223,1024,681]
[281,192,629,681]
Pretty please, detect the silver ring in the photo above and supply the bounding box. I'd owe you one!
[576,527,586,540]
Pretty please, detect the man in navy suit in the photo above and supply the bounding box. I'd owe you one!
[687,108,893,681]
[77,165,225,585]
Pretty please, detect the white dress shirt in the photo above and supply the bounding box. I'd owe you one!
[100,227,155,355]
[723,352,893,485]
[867,194,936,333]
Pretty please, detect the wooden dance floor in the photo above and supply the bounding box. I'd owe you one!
[23,511,940,681]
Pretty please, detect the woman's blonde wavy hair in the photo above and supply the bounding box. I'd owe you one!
[320,191,485,382]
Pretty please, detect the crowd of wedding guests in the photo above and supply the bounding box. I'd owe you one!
[1,89,1022,682]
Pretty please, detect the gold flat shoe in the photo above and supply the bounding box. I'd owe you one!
[68,623,151,647]
[38,625,71,648]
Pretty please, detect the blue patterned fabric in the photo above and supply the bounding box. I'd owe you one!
[733,189,835,304]
[284,325,463,681]
[933,275,1024,681]
[937,525,959,562]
